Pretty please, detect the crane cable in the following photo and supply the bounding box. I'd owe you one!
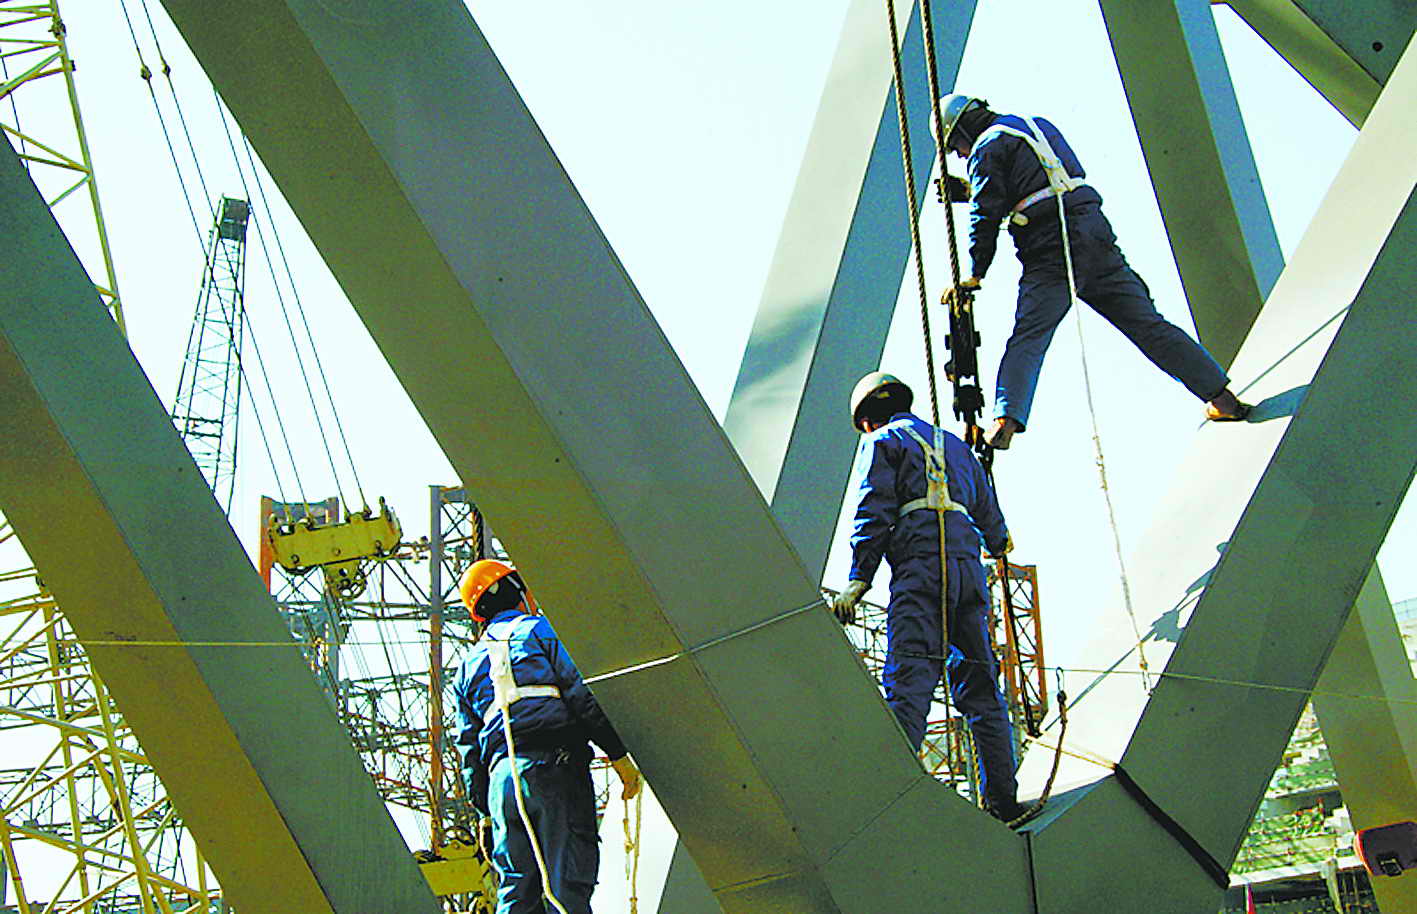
[882,0,956,776]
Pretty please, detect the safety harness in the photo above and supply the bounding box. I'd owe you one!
[899,426,969,519]
[975,116,1087,227]
[483,638,562,725]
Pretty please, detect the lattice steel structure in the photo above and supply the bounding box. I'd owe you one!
[0,0,122,330]
[171,197,249,515]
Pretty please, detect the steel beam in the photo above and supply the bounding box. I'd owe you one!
[1221,0,1416,124]
[723,0,976,581]
[1021,40,1417,907]
[0,137,440,914]
[1100,0,1284,368]
[1312,569,1417,913]
[153,0,1032,909]
[1118,12,1417,895]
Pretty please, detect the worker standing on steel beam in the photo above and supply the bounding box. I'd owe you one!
[831,372,1026,823]
[454,559,641,914]
[934,94,1251,450]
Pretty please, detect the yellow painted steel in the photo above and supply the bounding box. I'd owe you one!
[0,0,124,332]
[266,498,401,597]
[418,837,498,906]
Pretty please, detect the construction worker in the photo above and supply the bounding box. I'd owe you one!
[831,372,1026,823]
[453,559,641,914]
[934,94,1251,450]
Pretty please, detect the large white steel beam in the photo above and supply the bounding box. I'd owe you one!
[153,1,1032,909]
[1020,38,1417,908]
[1099,0,1284,367]
[723,0,975,580]
[1115,8,1417,892]
[1221,0,1415,124]
[0,137,440,914]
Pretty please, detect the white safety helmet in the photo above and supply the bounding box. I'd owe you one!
[850,371,913,432]
[933,93,988,151]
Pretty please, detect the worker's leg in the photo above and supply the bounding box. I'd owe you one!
[994,262,1072,428]
[1071,207,1230,400]
[883,556,944,752]
[945,557,1019,810]
[536,753,598,914]
[489,754,549,914]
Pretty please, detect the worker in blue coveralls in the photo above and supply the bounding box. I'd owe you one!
[933,94,1251,451]
[454,558,641,914]
[830,371,1027,823]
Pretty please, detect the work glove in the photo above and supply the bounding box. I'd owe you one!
[611,754,642,801]
[943,277,981,309]
[831,580,870,625]
[936,174,970,203]
[988,532,1015,559]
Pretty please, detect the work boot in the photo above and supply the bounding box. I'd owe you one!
[988,798,1043,830]
[985,416,1022,450]
[1205,389,1252,422]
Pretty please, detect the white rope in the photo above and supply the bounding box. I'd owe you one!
[1055,190,1152,694]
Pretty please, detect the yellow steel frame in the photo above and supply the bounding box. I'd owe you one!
[0,0,123,332]
[0,530,220,913]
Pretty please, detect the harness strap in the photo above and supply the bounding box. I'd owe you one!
[977,117,1088,226]
[901,426,970,518]
[483,638,563,724]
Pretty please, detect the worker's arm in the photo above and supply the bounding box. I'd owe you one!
[846,433,898,585]
[965,139,1012,282]
[451,663,491,815]
[537,618,630,761]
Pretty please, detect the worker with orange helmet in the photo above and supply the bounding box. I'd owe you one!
[453,558,640,914]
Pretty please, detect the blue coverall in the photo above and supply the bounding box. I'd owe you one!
[455,609,628,914]
[846,412,1018,810]
[965,114,1230,428]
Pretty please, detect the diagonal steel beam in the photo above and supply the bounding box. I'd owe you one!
[1023,40,1417,906]
[723,0,976,581]
[1100,0,1284,368]
[153,0,1032,909]
[1116,10,1417,894]
[0,136,440,914]
[1221,0,1415,124]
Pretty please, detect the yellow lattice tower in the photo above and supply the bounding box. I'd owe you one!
[0,4,222,911]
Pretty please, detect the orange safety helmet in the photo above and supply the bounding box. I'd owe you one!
[459,559,526,622]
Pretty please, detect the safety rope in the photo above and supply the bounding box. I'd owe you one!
[622,789,641,914]
[1053,185,1152,694]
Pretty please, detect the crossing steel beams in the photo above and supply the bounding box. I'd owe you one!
[723,0,976,579]
[1222,0,1417,124]
[1,0,1412,909]
[0,138,440,914]
[152,0,1030,910]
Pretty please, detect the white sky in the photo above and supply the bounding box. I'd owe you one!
[15,0,1408,676]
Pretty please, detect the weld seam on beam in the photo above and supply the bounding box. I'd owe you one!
[583,598,827,686]
[1112,764,1229,889]
[822,772,934,865]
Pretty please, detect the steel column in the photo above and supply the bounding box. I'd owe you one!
[0,137,440,913]
[723,0,976,580]
[152,0,1032,909]
[1099,0,1284,368]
